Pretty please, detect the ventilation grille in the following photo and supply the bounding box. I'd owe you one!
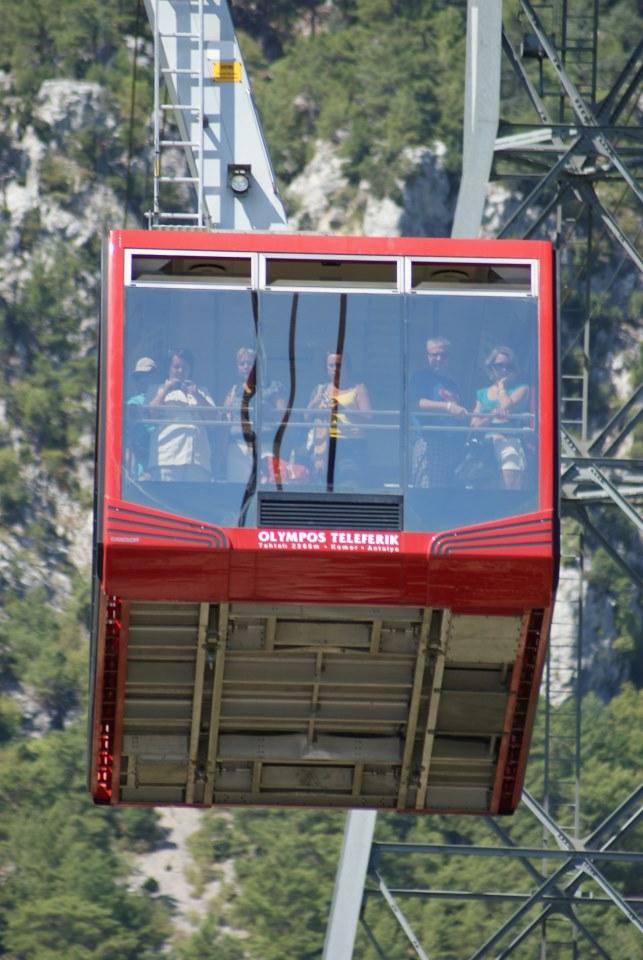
[258,493,403,530]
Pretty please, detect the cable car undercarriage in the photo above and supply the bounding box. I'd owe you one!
[97,598,544,814]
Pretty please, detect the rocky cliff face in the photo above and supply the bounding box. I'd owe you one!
[286,138,457,236]
[1,77,126,278]
[0,79,133,593]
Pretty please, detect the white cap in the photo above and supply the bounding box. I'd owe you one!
[134,357,155,373]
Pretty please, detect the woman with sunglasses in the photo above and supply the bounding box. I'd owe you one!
[471,346,530,489]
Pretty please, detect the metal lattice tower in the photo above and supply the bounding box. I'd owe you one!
[325,1,642,956]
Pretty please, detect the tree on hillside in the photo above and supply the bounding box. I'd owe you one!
[0,727,171,959]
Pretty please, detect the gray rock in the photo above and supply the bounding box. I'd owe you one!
[286,139,457,236]
[34,79,115,138]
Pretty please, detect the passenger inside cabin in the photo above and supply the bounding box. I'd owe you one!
[223,346,288,483]
[148,347,216,481]
[410,337,468,487]
[306,352,371,487]
[125,356,157,480]
[223,346,257,482]
[470,345,530,490]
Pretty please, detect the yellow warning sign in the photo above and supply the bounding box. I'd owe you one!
[212,61,241,83]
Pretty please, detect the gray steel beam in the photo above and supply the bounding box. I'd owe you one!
[567,505,643,590]
[497,140,582,236]
[144,0,287,229]
[519,0,643,205]
[495,792,643,957]
[360,917,389,960]
[498,27,643,271]
[322,811,377,960]
[493,905,613,960]
[583,784,643,848]
[561,431,643,533]
[573,181,643,273]
[366,787,643,960]
[523,790,643,934]
[373,870,431,960]
[588,383,643,455]
[452,0,502,237]
[468,858,589,960]
[363,888,642,908]
[371,842,643,865]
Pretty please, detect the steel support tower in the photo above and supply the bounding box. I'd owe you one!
[325,1,642,957]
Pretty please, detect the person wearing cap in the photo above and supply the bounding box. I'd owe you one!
[125,356,158,479]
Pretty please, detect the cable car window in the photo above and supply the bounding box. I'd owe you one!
[405,293,539,531]
[120,283,539,532]
[130,253,252,285]
[121,286,258,526]
[265,257,398,289]
[257,292,403,497]
[410,261,532,293]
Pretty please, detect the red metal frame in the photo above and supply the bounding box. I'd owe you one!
[92,230,558,810]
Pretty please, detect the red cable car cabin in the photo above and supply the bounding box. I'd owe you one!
[90,230,558,813]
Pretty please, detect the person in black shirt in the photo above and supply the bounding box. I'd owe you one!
[410,337,468,486]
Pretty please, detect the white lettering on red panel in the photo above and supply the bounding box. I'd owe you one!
[257,529,400,553]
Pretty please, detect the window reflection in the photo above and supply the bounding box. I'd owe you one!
[222,345,258,483]
[121,285,539,532]
[406,294,538,530]
[258,292,402,495]
[122,287,258,527]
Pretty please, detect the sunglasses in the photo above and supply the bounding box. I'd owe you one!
[492,362,513,370]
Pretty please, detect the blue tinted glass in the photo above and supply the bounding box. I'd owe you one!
[406,294,539,531]
[121,285,538,532]
[122,286,258,526]
[258,292,402,494]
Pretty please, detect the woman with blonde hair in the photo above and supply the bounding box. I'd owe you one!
[307,352,371,485]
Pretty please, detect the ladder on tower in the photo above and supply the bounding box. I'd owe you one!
[555,0,599,119]
[525,0,599,117]
[143,0,287,231]
[151,0,206,226]
[560,295,589,441]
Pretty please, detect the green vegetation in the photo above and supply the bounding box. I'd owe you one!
[237,0,467,191]
[0,1,143,99]
[0,235,98,568]
[0,1,639,957]
[0,726,171,959]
